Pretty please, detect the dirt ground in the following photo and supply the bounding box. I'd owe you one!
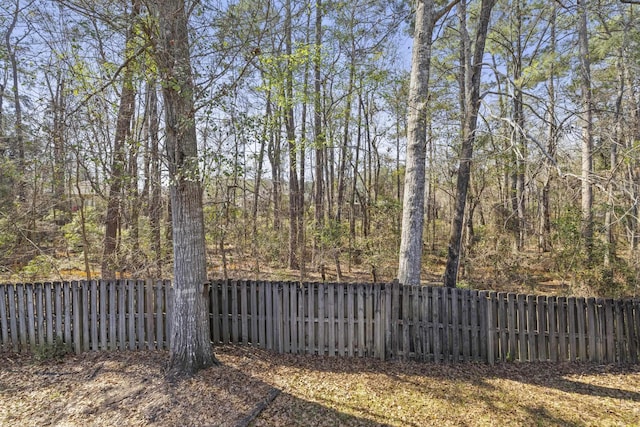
[1,346,639,426]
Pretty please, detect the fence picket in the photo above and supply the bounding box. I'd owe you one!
[548,296,557,362]
[16,284,27,351]
[450,289,458,362]
[7,284,18,351]
[118,281,126,350]
[0,284,9,347]
[210,281,220,345]
[347,284,355,357]
[557,297,567,361]
[127,281,136,350]
[88,280,102,351]
[577,298,587,361]
[221,280,230,344]
[241,280,249,346]
[317,282,325,356]
[265,281,273,350]
[568,297,577,361]
[307,282,315,354]
[364,285,372,357]
[487,292,496,365]
[422,287,431,362]
[99,281,107,350]
[156,281,165,349]
[587,297,597,362]
[604,299,614,362]
[36,283,44,346]
[375,283,385,360]
[507,293,516,362]
[109,281,117,350]
[145,281,154,350]
[297,284,305,354]
[276,283,284,352]
[231,281,239,344]
[82,282,90,351]
[433,288,442,363]
[26,284,36,348]
[45,282,53,346]
[288,282,296,353]
[537,295,546,362]
[251,281,258,347]
[54,283,63,344]
[136,281,145,350]
[336,283,345,356]
[327,283,335,356]
[72,281,81,353]
[625,300,637,363]
[470,290,479,361]
[497,292,506,362]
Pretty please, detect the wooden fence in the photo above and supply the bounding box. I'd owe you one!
[0,280,639,364]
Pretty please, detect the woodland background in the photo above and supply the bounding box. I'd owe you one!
[0,0,639,298]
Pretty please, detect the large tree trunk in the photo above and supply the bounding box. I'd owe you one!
[153,0,217,375]
[443,0,495,288]
[397,0,459,286]
[397,0,436,286]
[578,0,593,261]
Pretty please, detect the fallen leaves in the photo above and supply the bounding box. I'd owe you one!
[0,346,639,426]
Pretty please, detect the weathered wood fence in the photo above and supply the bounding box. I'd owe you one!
[0,280,639,364]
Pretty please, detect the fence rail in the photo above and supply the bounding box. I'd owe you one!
[0,280,638,364]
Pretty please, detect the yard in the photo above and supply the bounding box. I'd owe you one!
[1,346,639,426]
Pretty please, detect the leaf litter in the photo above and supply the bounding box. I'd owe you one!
[1,346,639,426]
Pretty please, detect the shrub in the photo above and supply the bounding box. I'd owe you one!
[33,339,72,363]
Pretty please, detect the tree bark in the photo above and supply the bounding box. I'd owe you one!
[397,0,436,286]
[578,0,594,261]
[443,0,495,288]
[153,0,217,375]
[512,0,526,251]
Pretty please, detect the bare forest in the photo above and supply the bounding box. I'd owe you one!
[1,0,640,299]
